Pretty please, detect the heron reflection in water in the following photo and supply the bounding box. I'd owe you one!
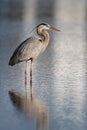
[9,23,60,91]
[8,89,48,130]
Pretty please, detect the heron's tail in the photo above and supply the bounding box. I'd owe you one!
[9,58,16,66]
[9,54,23,66]
[9,55,18,66]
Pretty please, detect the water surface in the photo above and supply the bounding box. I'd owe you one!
[0,0,87,130]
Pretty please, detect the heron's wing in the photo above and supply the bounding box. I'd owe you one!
[9,37,42,65]
[17,37,43,60]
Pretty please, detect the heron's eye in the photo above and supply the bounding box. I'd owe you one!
[47,24,50,27]
[39,39,42,42]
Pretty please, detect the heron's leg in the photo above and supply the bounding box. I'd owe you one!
[30,58,33,97]
[25,61,28,96]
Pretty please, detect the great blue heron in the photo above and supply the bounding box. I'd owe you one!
[9,23,60,91]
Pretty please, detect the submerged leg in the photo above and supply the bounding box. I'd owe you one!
[30,58,33,97]
[25,61,28,96]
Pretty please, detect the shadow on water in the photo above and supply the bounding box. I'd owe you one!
[35,0,56,20]
[85,1,87,59]
[8,90,48,130]
[84,0,87,120]
[0,0,24,21]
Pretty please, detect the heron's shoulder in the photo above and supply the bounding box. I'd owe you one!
[22,36,42,44]
[28,36,42,42]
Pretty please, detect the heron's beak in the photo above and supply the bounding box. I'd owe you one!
[50,26,61,32]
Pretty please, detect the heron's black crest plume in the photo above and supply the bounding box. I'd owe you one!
[37,23,49,28]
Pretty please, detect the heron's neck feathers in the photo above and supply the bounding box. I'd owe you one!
[37,27,50,51]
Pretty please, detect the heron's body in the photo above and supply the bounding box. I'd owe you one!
[9,37,43,65]
[9,23,60,91]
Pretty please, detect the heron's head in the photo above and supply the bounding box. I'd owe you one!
[37,23,61,32]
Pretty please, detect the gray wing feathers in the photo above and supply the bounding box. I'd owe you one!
[9,37,42,66]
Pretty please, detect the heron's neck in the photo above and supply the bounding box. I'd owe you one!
[37,28,50,50]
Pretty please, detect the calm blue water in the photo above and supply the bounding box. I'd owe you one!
[0,0,87,130]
